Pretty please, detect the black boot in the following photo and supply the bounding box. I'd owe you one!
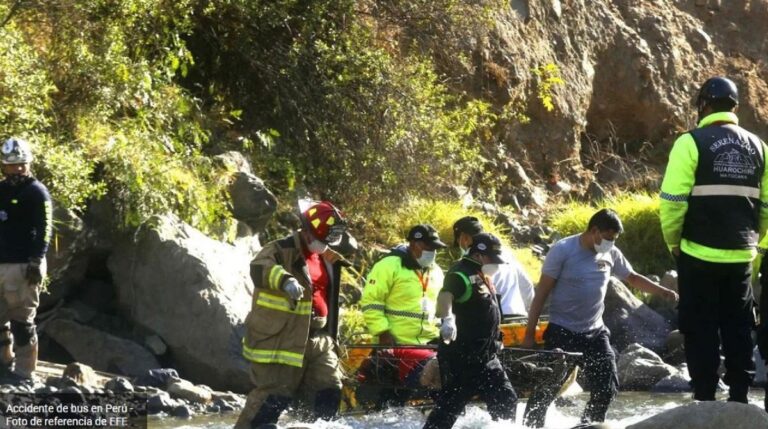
[314,388,341,421]
[250,395,291,428]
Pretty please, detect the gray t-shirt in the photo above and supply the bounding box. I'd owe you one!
[542,234,633,333]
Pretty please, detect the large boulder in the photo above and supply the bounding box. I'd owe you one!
[627,401,768,429]
[603,277,671,353]
[618,343,677,390]
[651,364,691,393]
[228,172,277,234]
[45,318,160,377]
[40,207,90,311]
[108,215,254,392]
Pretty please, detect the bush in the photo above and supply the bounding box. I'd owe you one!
[510,246,543,283]
[548,193,672,276]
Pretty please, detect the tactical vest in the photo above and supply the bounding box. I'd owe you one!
[449,258,501,346]
[682,124,764,249]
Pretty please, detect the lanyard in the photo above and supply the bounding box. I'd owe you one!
[477,270,497,296]
[416,271,429,296]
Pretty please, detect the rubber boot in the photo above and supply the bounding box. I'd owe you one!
[13,340,37,379]
[313,388,341,421]
[0,325,13,371]
[250,395,291,428]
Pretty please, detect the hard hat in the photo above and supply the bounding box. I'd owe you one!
[696,76,739,109]
[301,201,347,245]
[1,138,33,165]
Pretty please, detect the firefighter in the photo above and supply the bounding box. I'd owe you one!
[423,233,517,429]
[660,76,768,403]
[235,201,348,429]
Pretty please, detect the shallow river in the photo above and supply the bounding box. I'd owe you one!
[148,389,765,429]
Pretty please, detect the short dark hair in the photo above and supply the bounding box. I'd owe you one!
[707,98,737,113]
[586,208,623,233]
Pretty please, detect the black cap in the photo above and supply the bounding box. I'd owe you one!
[452,216,484,246]
[468,233,505,264]
[407,224,447,249]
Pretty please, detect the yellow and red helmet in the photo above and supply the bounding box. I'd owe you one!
[301,201,347,245]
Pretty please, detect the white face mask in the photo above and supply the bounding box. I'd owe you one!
[481,264,500,276]
[594,238,615,254]
[308,239,328,254]
[417,250,436,268]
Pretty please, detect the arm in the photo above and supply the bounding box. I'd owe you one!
[435,290,453,319]
[360,258,394,340]
[521,274,556,348]
[625,272,678,302]
[28,183,52,260]
[659,134,698,254]
[758,142,768,240]
[250,241,293,291]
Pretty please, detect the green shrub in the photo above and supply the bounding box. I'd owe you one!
[510,246,543,283]
[548,193,673,276]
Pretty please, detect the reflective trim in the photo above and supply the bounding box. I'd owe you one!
[453,272,472,304]
[660,192,688,202]
[691,185,760,199]
[256,292,312,315]
[383,308,426,320]
[268,265,288,290]
[362,304,386,313]
[242,342,304,367]
[762,201,768,209]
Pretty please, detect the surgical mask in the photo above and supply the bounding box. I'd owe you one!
[594,238,614,254]
[308,239,328,254]
[481,264,500,276]
[417,250,436,268]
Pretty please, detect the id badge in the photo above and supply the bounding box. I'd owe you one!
[421,297,433,321]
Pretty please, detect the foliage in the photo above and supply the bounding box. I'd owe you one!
[533,63,564,112]
[338,305,369,345]
[510,246,543,282]
[548,193,672,276]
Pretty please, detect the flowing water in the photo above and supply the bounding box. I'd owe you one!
[148,389,765,429]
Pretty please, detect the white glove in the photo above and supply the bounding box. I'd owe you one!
[440,316,457,343]
[282,278,304,300]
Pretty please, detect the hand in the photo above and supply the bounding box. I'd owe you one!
[663,288,679,303]
[25,259,43,285]
[282,278,304,300]
[520,336,535,350]
[671,246,680,257]
[440,316,457,343]
[378,331,396,346]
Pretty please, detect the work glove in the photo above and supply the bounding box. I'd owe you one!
[26,258,43,285]
[440,316,457,343]
[282,277,304,300]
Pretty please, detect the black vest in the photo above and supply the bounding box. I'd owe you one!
[682,123,764,249]
[449,258,501,347]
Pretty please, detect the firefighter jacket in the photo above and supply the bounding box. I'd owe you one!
[361,245,443,345]
[660,111,768,263]
[242,231,343,368]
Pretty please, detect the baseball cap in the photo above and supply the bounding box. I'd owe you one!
[452,216,484,246]
[407,224,447,249]
[468,233,505,264]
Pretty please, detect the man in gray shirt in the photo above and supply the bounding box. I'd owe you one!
[521,208,677,427]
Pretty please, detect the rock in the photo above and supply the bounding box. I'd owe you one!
[147,391,179,415]
[108,215,253,392]
[627,401,768,429]
[618,343,677,390]
[206,404,221,413]
[62,362,98,387]
[144,335,167,356]
[228,172,278,234]
[213,151,253,175]
[586,182,607,202]
[46,376,79,390]
[40,208,90,311]
[45,318,160,377]
[603,277,671,353]
[651,369,691,393]
[170,405,193,419]
[135,368,180,388]
[105,377,134,393]
[663,330,685,365]
[167,378,213,405]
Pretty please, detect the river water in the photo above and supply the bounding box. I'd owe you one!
[147,389,765,429]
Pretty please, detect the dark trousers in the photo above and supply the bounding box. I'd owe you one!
[423,344,517,429]
[524,324,618,426]
[677,251,755,402]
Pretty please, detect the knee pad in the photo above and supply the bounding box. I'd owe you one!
[10,321,34,347]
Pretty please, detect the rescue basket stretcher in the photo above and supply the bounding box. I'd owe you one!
[338,317,582,413]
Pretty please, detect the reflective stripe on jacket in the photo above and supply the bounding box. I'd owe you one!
[360,249,443,344]
[242,231,342,367]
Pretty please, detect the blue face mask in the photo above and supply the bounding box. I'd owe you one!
[417,250,436,268]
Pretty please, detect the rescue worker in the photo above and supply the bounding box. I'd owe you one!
[659,76,768,403]
[453,216,534,317]
[423,233,517,429]
[758,238,768,411]
[0,138,51,380]
[360,224,445,345]
[522,209,677,426]
[236,201,348,429]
